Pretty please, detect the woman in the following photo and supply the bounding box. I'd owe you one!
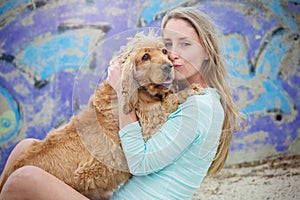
[0,7,244,200]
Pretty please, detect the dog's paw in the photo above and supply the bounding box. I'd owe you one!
[190,83,205,94]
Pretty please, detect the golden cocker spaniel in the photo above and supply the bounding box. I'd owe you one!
[0,31,203,199]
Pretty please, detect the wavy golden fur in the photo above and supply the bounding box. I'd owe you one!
[0,31,203,199]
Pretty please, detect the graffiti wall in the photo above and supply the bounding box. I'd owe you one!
[0,0,299,173]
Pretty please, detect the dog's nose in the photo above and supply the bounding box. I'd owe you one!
[161,63,173,73]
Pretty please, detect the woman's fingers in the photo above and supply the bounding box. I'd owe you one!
[107,58,121,90]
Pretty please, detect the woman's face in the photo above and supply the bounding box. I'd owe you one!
[163,18,208,83]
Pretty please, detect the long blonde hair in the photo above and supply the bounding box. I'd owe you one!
[161,7,245,175]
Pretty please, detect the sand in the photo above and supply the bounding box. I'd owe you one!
[193,155,300,200]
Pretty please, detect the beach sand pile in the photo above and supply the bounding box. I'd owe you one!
[193,155,300,200]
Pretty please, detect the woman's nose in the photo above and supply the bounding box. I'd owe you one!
[168,50,179,60]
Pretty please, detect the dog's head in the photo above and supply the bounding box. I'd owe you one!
[119,31,174,114]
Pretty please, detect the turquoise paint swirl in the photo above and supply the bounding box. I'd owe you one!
[0,86,20,142]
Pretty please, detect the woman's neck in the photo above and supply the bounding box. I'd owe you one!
[187,73,208,88]
[174,76,207,91]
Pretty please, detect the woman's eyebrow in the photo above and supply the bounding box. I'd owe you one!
[178,37,191,41]
[163,37,190,41]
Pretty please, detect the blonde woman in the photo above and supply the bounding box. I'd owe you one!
[0,7,244,200]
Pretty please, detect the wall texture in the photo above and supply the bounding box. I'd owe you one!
[0,0,299,173]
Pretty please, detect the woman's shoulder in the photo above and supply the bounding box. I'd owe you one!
[168,88,220,119]
[178,87,220,113]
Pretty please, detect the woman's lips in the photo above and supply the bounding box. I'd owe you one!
[173,64,182,68]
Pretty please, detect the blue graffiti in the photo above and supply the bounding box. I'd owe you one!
[0,0,32,16]
[0,86,20,142]
[19,31,92,80]
[222,35,251,80]
[263,0,298,32]
[140,0,184,24]
[243,28,294,114]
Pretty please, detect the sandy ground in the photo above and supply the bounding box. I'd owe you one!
[193,155,300,200]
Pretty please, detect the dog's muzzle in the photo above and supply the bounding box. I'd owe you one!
[161,63,173,73]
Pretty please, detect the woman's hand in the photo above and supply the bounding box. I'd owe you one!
[106,57,121,91]
[106,57,138,128]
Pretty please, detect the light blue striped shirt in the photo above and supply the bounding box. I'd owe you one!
[111,88,224,200]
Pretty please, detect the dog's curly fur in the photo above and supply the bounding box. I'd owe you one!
[0,31,204,199]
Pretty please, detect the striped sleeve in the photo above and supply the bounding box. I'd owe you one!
[119,94,214,176]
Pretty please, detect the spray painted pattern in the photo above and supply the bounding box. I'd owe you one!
[0,0,299,172]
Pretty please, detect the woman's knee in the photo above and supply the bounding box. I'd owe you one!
[9,138,38,161]
[16,138,38,152]
[9,139,38,160]
[0,139,39,186]
[2,166,44,194]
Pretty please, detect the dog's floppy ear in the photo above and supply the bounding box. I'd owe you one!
[120,55,139,114]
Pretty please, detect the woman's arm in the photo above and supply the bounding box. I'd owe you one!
[119,95,214,175]
[106,60,215,176]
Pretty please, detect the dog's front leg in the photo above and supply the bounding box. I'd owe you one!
[162,83,204,113]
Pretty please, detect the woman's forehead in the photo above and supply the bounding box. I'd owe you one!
[163,18,199,42]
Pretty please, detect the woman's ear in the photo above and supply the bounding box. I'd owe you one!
[120,55,139,114]
[204,53,209,60]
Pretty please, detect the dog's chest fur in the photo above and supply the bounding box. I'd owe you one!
[136,93,169,140]
[135,83,205,140]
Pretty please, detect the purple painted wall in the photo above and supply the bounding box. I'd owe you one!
[0,0,299,173]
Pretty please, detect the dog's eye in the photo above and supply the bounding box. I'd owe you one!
[142,53,150,61]
[162,48,168,54]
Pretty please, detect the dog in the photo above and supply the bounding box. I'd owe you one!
[0,31,204,199]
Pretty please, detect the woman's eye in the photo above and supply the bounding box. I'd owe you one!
[164,42,172,48]
[181,42,191,46]
[142,53,150,61]
[162,48,168,54]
